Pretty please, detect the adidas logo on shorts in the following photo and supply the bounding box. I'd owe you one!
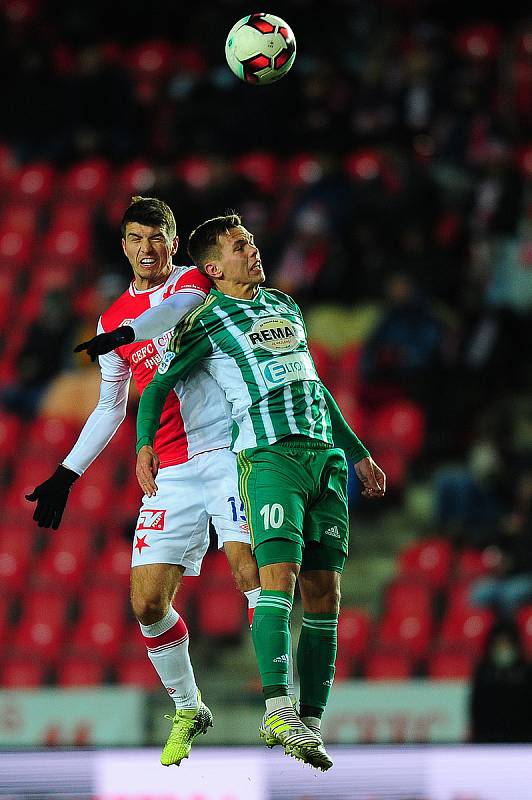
[324,525,341,538]
[273,654,289,664]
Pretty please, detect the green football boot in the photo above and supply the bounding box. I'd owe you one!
[160,690,213,766]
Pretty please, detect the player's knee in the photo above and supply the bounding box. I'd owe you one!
[232,556,260,593]
[301,578,341,614]
[131,591,169,626]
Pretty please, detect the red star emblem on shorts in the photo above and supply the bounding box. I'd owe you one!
[134,534,150,554]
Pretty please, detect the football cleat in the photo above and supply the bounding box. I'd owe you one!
[259,707,332,771]
[160,690,213,766]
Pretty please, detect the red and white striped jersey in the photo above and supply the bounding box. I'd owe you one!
[99,266,232,467]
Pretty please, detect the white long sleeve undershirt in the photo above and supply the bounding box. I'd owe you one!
[62,377,130,476]
[130,290,205,341]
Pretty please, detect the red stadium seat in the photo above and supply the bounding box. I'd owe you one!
[371,401,425,458]
[0,411,22,451]
[50,201,91,229]
[454,547,499,580]
[2,203,39,234]
[114,160,156,195]
[0,595,13,647]
[13,589,69,662]
[234,152,279,193]
[200,549,235,587]
[376,611,432,658]
[62,159,111,202]
[42,223,90,264]
[0,525,36,592]
[0,143,17,188]
[515,605,532,658]
[334,651,356,681]
[92,537,132,588]
[427,646,476,680]
[115,656,161,688]
[384,579,433,617]
[337,607,371,660]
[307,340,335,386]
[196,586,245,639]
[24,415,79,458]
[128,40,176,77]
[10,163,55,204]
[438,608,495,655]
[179,156,214,190]
[33,532,93,591]
[0,227,34,266]
[67,473,114,524]
[398,537,452,589]
[284,154,324,186]
[364,650,413,680]
[1,656,47,687]
[70,604,126,663]
[444,579,477,616]
[56,655,106,687]
[344,150,382,181]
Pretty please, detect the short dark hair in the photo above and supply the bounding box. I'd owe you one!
[187,213,242,275]
[120,196,176,241]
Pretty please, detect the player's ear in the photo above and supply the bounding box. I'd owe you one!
[170,236,179,256]
[204,260,223,280]
[121,238,127,257]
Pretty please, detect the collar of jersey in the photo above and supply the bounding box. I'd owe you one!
[129,266,177,296]
[211,287,263,304]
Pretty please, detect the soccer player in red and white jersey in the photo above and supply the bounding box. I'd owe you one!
[26,196,261,766]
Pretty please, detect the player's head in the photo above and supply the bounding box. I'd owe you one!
[121,196,178,289]
[187,213,264,294]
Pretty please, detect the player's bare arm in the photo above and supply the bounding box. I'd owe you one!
[136,445,160,497]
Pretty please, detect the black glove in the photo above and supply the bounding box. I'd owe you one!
[74,325,135,361]
[25,465,79,529]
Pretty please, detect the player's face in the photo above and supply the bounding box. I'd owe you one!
[214,227,264,290]
[122,222,178,289]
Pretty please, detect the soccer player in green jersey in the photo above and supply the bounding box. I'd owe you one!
[136,213,386,770]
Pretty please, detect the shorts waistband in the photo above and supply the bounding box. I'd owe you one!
[276,434,333,450]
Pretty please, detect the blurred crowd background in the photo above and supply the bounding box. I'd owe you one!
[1,0,532,745]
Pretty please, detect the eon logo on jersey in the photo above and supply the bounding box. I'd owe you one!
[246,316,303,353]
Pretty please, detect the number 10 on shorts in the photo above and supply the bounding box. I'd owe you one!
[260,503,285,529]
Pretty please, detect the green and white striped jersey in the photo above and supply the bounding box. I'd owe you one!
[138,286,334,452]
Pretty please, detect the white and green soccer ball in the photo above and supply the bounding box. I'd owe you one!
[225,13,296,85]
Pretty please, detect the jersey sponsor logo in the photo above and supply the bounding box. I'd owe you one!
[259,352,318,389]
[157,350,176,374]
[137,509,167,530]
[245,316,303,353]
[119,318,134,327]
[324,525,341,538]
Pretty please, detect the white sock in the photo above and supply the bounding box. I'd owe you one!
[139,606,198,710]
[301,715,321,731]
[244,587,261,627]
[265,695,294,714]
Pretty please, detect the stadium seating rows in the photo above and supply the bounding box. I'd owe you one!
[0,457,516,689]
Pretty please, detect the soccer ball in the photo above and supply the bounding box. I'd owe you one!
[225,13,296,85]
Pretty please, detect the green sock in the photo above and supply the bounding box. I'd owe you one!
[252,590,293,691]
[297,612,338,712]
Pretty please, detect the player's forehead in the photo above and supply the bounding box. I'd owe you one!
[220,226,253,247]
[124,222,167,239]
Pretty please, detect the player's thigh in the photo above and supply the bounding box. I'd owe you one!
[237,445,308,551]
[130,562,184,609]
[198,448,251,549]
[304,448,349,554]
[131,463,210,576]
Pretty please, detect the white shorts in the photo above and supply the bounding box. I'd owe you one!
[131,448,250,575]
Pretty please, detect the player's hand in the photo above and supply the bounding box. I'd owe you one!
[74,326,135,361]
[25,465,79,529]
[136,445,160,497]
[354,456,386,499]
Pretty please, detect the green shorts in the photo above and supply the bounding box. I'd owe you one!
[237,435,349,564]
